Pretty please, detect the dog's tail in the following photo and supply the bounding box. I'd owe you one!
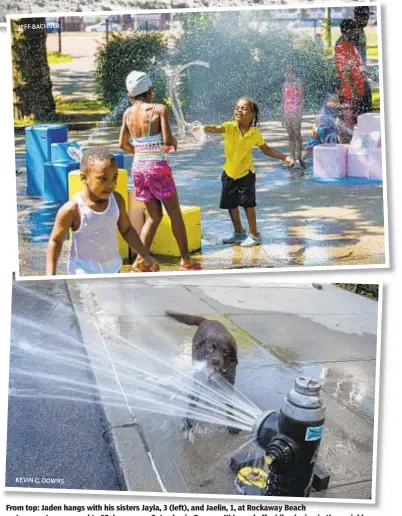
[165,310,205,327]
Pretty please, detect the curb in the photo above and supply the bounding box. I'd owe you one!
[66,280,165,493]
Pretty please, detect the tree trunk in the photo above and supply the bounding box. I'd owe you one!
[324,7,332,49]
[12,18,56,121]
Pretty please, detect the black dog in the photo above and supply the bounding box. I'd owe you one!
[165,310,240,435]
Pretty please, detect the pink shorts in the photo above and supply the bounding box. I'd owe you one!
[132,161,177,203]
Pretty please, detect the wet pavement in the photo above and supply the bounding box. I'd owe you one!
[64,277,378,499]
[15,119,386,277]
[6,281,121,490]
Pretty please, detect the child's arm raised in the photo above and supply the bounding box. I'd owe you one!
[114,192,160,272]
[259,143,294,167]
[198,125,226,134]
[159,105,177,150]
[46,202,77,275]
[119,110,135,154]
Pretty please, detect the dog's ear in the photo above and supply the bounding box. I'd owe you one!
[228,343,238,364]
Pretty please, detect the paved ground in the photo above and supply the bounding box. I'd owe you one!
[13,16,384,276]
[15,118,386,276]
[6,277,378,498]
[6,280,121,490]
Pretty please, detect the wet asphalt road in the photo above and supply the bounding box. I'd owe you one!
[6,280,121,491]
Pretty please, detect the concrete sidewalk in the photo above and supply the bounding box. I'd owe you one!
[68,278,379,499]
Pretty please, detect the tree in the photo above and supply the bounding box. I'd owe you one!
[323,7,332,48]
[12,18,56,121]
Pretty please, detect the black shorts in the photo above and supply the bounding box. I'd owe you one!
[353,79,372,120]
[220,171,256,210]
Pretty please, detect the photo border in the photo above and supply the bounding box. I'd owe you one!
[3,279,383,504]
[6,2,389,280]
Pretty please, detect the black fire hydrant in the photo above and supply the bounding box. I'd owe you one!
[233,376,328,497]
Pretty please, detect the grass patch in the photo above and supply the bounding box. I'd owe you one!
[55,97,109,116]
[367,46,379,59]
[47,51,73,64]
[14,115,35,127]
[15,99,110,126]
[372,90,380,110]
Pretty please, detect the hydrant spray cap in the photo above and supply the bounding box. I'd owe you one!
[283,376,325,423]
[295,376,321,396]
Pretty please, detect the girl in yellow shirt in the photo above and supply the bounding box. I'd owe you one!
[194,97,294,246]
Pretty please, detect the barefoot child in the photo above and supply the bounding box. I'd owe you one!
[194,97,294,247]
[119,70,201,271]
[46,147,160,275]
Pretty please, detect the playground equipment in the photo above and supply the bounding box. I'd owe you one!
[313,144,348,179]
[25,125,125,202]
[25,124,202,259]
[313,113,383,183]
[26,124,68,196]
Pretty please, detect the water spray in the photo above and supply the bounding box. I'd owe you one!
[168,61,210,140]
[232,376,330,497]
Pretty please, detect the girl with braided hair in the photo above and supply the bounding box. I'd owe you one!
[194,97,294,247]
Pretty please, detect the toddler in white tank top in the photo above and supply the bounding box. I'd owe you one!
[46,147,160,276]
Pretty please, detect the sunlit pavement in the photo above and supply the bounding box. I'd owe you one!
[15,119,385,277]
[63,277,378,498]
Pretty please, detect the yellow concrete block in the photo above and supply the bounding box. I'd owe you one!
[127,189,145,235]
[68,169,129,259]
[150,205,201,257]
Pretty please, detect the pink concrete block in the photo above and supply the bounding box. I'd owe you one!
[357,113,381,133]
[350,128,381,152]
[347,150,369,178]
[368,148,382,180]
[313,144,348,179]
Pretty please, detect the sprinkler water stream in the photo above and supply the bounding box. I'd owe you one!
[168,61,210,141]
[11,283,263,434]
[11,283,330,495]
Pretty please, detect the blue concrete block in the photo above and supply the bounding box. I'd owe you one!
[26,125,68,196]
[51,142,125,170]
[51,141,81,163]
[44,161,79,203]
[123,153,133,172]
[113,152,125,169]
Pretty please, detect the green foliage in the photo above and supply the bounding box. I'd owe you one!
[321,16,332,48]
[176,12,213,32]
[93,32,167,109]
[334,284,379,301]
[171,12,333,122]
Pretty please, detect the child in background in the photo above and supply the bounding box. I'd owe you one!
[335,19,365,143]
[194,97,294,247]
[46,147,160,275]
[282,65,304,168]
[302,77,342,163]
[119,70,201,271]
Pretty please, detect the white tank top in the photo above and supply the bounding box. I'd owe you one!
[68,192,123,275]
